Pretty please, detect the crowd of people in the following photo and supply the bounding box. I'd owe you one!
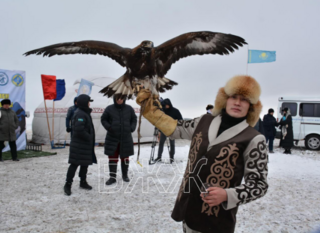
[0,74,295,233]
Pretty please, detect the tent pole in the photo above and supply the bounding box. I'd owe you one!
[246,45,249,75]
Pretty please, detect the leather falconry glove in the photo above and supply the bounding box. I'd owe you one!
[136,89,177,136]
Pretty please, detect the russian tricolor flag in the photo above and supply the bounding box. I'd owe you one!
[41,74,66,101]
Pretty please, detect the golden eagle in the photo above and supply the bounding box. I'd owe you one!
[24,31,247,99]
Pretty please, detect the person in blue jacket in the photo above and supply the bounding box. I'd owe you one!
[66,97,78,136]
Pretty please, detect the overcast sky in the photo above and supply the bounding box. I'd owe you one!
[1,0,320,125]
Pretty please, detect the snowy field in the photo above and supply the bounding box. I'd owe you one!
[1,138,320,233]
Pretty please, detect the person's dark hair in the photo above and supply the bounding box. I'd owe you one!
[282,107,288,112]
[268,108,274,114]
[206,104,214,110]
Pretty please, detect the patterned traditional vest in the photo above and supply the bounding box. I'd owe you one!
[171,114,259,233]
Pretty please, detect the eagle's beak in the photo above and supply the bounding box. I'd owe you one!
[147,42,154,48]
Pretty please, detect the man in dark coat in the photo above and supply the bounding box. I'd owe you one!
[63,94,97,196]
[101,95,137,185]
[154,98,183,163]
[0,99,19,161]
[279,107,294,154]
[263,108,278,153]
[65,97,78,136]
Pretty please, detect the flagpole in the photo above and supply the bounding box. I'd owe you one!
[246,45,249,75]
[52,100,55,142]
[41,77,52,143]
[43,99,52,143]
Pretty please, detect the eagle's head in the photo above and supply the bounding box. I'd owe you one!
[141,40,154,49]
[137,41,154,56]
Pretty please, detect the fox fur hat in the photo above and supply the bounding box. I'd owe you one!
[211,75,262,127]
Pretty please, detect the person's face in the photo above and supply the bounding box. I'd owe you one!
[116,98,124,105]
[270,112,274,116]
[75,101,77,105]
[2,104,10,109]
[165,104,170,109]
[88,102,90,107]
[226,95,250,118]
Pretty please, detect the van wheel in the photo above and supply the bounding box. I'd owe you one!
[305,135,320,150]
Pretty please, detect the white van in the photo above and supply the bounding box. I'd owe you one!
[277,97,320,150]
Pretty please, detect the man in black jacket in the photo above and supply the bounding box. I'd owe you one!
[155,98,183,163]
[101,95,137,185]
[263,108,278,153]
[63,94,97,196]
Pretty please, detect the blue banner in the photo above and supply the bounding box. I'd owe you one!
[54,79,66,101]
[77,79,94,96]
[0,69,26,152]
[248,50,276,63]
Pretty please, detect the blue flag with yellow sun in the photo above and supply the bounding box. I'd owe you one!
[248,50,276,63]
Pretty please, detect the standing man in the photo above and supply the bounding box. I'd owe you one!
[0,99,19,162]
[66,97,78,136]
[63,94,97,196]
[137,75,268,233]
[263,108,278,153]
[101,95,137,185]
[155,98,183,163]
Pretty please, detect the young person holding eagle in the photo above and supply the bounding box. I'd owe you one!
[136,75,268,233]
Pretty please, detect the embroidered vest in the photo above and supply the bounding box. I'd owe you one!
[171,114,259,233]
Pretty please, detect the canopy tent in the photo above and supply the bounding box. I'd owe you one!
[32,77,155,144]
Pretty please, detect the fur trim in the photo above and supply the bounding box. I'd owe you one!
[224,75,261,104]
[246,100,262,127]
[212,88,228,117]
[212,75,262,127]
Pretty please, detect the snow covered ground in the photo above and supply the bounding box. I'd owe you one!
[1,139,320,233]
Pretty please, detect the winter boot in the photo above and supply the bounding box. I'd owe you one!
[121,160,130,182]
[154,157,162,163]
[0,155,3,162]
[106,161,117,185]
[170,154,174,164]
[64,182,72,196]
[80,180,92,190]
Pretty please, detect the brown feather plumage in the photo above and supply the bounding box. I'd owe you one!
[24,31,247,99]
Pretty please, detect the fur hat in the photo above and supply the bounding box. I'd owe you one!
[1,99,11,106]
[212,75,262,127]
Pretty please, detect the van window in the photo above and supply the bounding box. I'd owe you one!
[300,103,320,117]
[281,103,297,116]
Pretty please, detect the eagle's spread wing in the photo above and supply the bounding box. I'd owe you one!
[24,41,130,67]
[154,31,247,76]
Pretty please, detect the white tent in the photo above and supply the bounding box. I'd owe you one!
[32,77,155,144]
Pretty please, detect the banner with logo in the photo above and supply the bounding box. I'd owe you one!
[77,79,94,96]
[0,69,26,152]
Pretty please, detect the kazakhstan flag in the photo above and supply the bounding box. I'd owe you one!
[248,50,276,63]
